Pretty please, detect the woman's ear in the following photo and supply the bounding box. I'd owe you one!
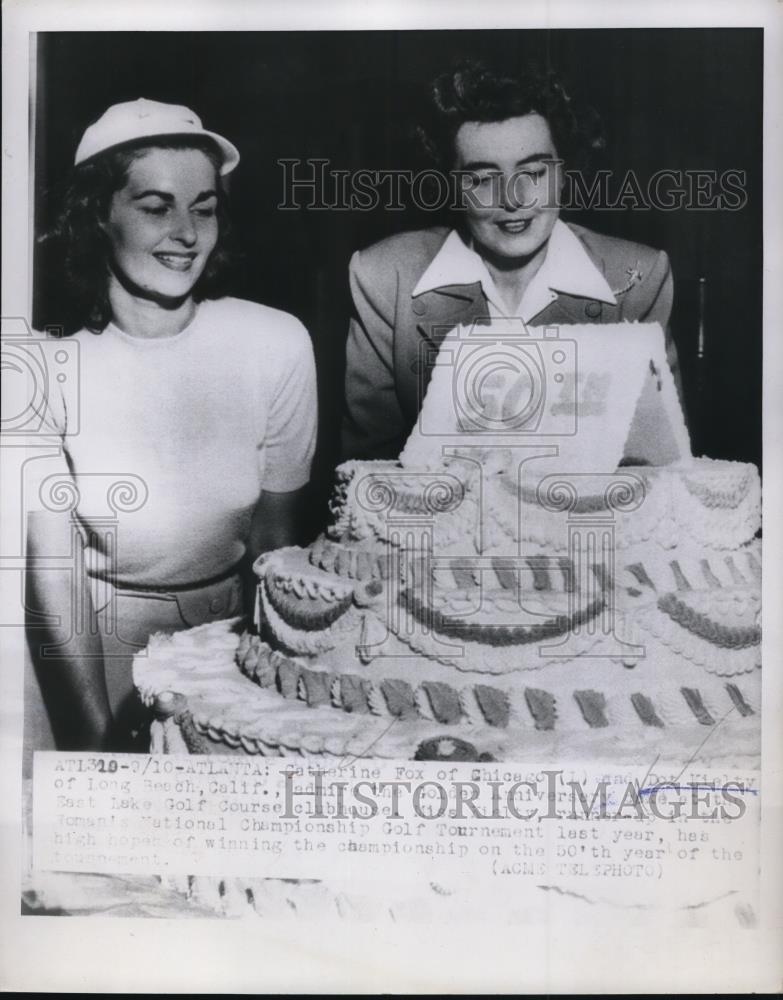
[96,188,117,234]
[96,197,114,232]
[95,203,109,235]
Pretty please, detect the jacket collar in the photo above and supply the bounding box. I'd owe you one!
[412,220,617,322]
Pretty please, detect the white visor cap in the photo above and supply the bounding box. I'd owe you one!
[74,98,240,175]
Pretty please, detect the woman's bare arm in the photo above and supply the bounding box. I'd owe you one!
[242,486,312,613]
[26,509,112,750]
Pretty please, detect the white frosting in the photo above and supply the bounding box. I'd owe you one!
[329,455,760,558]
[133,323,761,769]
[134,620,760,765]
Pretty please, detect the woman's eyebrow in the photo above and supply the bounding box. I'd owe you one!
[132,189,174,200]
[515,152,556,166]
[131,189,217,202]
[461,152,553,171]
[461,160,501,171]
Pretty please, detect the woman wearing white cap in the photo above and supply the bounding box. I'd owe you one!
[26,100,317,751]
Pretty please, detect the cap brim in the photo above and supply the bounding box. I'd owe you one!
[75,128,240,175]
[202,130,240,176]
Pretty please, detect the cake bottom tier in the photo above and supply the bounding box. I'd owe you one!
[130,619,760,923]
[134,619,760,768]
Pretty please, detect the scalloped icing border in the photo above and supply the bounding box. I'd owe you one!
[633,603,760,677]
[400,588,605,647]
[141,621,760,760]
[264,573,354,631]
[657,592,761,649]
[259,579,360,654]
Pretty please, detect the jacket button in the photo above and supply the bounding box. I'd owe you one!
[585,301,601,318]
[209,597,223,614]
[412,298,427,316]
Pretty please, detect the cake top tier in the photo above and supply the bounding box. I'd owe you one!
[327,455,761,553]
[399,319,691,474]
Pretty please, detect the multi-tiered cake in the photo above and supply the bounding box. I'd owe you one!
[135,322,761,765]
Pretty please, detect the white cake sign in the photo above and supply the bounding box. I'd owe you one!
[400,319,691,475]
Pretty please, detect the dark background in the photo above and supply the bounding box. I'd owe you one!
[34,29,763,525]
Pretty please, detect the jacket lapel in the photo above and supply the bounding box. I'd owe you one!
[414,283,490,347]
[534,238,621,325]
[534,238,619,325]
[397,283,490,422]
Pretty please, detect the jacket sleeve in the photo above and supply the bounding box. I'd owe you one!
[639,249,688,423]
[341,249,408,461]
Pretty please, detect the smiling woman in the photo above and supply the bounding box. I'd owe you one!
[103,148,220,303]
[25,100,318,752]
[343,60,685,461]
[450,113,562,310]
[48,107,236,334]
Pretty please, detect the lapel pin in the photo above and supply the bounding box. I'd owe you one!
[612,261,644,297]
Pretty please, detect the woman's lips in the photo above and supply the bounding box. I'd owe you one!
[496,218,533,234]
[154,253,197,272]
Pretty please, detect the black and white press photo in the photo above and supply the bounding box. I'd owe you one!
[1,3,780,994]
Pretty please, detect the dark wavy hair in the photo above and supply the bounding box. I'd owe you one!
[42,135,237,333]
[417,60,605,171]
